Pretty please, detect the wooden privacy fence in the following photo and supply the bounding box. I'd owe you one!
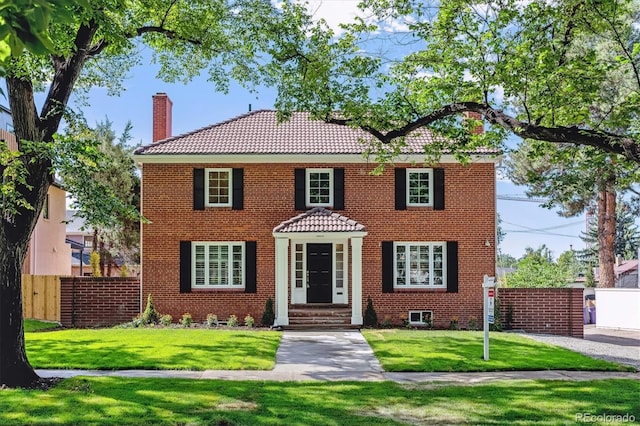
[22,275,61,322]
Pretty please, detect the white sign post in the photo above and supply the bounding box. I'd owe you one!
[483,275,496,361]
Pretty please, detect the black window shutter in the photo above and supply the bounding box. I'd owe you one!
[179,241,192,293]
[193,169,205,210]
[382,241,394,293]
[394,168,406,210]
[446,241,459,293]
[245,241,257,293]
[294,168,306,211]
[333,168,345,210]
[433,168,445,210]
[232,168,244,210]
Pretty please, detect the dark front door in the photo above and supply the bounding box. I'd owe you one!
[307,243,332,303]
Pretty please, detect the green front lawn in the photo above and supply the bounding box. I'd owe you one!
[2,377,638,425]
[363,330,634,372]
[26,329,281,370]
[24,319,61,333]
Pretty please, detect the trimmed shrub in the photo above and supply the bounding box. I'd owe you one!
[206,314,218,327]
[244,314,255,328]
[363,296,378,327]
[227,315,238,327]
[141,294,160,325]
[180,313,193,327]
[160,314,172,327]
[261,297,275,327]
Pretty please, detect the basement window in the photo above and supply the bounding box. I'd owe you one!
[408,310,433,326]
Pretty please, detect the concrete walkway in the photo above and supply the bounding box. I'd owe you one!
[36,330,640,383]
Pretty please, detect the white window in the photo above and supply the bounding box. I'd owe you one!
[407,169,433,206]
[294,243,304,289]
[205,168,232,207]
[192,242,244,288]
[394,242,446,288]
[306,169,333,206]
[409,310,433,326]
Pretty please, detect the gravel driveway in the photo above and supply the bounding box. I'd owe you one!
[520,326,640,370]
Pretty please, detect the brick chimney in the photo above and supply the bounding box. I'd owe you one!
[152,92,173,142]
[463,111,484,135]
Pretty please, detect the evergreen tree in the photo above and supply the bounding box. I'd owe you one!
[578,198,640,263]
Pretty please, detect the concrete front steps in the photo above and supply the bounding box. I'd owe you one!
[285,304,359,330]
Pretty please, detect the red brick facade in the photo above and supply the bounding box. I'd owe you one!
[140,161,496,327]
[59,277,140,327]
[498,288,584,338]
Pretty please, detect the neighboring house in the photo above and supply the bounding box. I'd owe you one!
[21,181,72,276]
[0,108,71,276]
[66,210,139,277]
[132,93,499,327]
[65,210,93,276]
[593,258,640,288]
[614,258,639,288]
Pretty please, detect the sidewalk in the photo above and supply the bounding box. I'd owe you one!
[36,330,640,383]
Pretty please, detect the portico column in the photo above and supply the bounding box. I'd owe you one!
[351,237,363,325]
[274,236,289,326]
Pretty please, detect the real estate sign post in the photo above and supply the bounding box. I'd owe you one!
[483,275,496,361]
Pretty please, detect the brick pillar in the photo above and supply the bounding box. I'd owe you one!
[569,287,584,338]
[59,276,74,327]
[152,92,173,142]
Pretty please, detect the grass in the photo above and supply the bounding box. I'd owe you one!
[24,319,62,333]
[25,328,281,370]
[362,330,635,372]
[1,377,638,425]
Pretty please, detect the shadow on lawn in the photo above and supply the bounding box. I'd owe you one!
[1,377,638,425]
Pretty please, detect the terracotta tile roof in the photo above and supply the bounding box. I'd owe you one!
[274,207,366,233]
[135,110,499,156]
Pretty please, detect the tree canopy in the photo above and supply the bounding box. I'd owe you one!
[274,0,639,163]
[501,246,576,288]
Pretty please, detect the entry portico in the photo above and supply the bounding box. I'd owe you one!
[272,208,367,326]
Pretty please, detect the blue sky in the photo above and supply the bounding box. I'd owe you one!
[3,0,591,260]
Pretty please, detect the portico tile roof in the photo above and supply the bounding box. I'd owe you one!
[274,207,366,233]
[134,110,499,156]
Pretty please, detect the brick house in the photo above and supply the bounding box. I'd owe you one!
[133,93,499,328]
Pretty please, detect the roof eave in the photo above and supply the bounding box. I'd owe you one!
[132,153,502,165]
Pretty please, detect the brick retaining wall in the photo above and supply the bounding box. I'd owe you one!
[498,288,584,338]
[59,277,140,327]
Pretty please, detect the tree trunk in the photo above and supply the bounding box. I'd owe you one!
[0,239,41,388]
[0,77,53,388]
[0,21,96,389]
[597,182,617,288]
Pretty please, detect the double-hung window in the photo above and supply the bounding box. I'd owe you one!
[205,168,232,207]
[193,242,245,288]
[394,242,446,288]
[306,169,333,206]
[407,169,433,207]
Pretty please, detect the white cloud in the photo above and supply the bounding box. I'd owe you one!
[302,0,365,34]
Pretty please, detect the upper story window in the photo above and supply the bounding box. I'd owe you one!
[192,242,245,288]
[306,169,333,206]
[42,194,50,219]
[205,168,232,207]
[407,169,433,207]
[394,242,446,288]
